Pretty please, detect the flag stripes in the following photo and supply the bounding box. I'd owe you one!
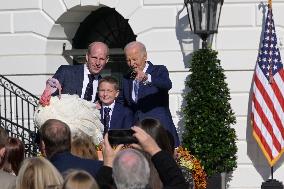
[252,7,284,166]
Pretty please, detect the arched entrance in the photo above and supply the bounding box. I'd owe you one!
[71,7,136,87]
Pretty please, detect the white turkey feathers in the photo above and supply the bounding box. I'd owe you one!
[34,94,103,145]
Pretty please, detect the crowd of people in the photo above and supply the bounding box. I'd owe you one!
[0,41,194,189]
[1,118,192,189]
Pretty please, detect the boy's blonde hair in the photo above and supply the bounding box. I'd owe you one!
[98,76,119,91]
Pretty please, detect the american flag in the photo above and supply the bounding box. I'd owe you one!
[252,6,284,166]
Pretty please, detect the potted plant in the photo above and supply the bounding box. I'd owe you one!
[182,48,237,188]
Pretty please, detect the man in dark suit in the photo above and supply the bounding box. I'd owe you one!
[120,41,180,146]
[98,76,133,134]
[39,119,102,178]
[52,41,109,102]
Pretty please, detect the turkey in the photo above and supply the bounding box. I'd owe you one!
[34,78,103,145]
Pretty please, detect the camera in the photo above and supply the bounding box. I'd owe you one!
[108,129,138,145]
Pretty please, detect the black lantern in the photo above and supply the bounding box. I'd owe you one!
[184,0,224,48]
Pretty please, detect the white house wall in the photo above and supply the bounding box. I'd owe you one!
[0,0,284,188]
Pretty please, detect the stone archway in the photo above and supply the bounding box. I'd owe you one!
[46,0,142,45]
[45,1,141,86]
[71,7,137,87]
[72,7,136,49]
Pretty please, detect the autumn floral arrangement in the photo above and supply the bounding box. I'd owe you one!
[176,146,207,189]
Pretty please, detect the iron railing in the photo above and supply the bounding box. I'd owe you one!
[0,75,39,156]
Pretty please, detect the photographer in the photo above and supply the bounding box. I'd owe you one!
[97,127,188,189]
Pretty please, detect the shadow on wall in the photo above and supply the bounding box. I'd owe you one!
[246,2,284,182]
[176,74,191,141]
[174,3,197,139]
[174,4,217,140]
[176,4,199,70]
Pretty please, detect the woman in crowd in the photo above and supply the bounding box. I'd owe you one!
[71,133,98,160]
[137,118,174,189]
[138,118,173,154]
[63,170,99,189]
[16,157,63,189]
[1,137,24,175]
[138,118,194,189]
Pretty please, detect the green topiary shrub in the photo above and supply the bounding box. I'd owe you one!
[182,48,237,176]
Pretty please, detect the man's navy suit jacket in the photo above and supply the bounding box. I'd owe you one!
[49,152,103,178]
[53,64,85,96]
[100,102,134,129]
[120,61,180,146]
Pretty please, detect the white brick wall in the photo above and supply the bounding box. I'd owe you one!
[0,0,40,10]
[0,0,284,188]
[14,11,54,37]
[0,13,12,33]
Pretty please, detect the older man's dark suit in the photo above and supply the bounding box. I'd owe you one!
[50,152,103,178]
[121,61,180,146]
[100,102,134,129]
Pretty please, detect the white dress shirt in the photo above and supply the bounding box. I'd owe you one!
[132,62,152,101]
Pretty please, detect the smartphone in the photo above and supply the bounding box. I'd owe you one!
[108,129,138,145]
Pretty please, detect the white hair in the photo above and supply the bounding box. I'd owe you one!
[124,41,147,55]
[113,149,150,189]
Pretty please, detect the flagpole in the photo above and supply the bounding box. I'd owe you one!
[267,1,274,84]
[271,166,273,180]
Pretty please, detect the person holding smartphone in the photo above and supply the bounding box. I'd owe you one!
[96,126,188,189]
[98,76,134,135]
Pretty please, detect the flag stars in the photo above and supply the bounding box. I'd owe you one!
[272,30,275,34]
[273,65,278,70]
[264,50,268,54]
[257,10,282,79]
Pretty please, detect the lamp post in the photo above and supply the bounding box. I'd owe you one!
[184,0,224,49]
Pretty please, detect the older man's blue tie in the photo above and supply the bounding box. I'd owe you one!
[134,80,139,102]
[103,107,111,135]
[84,74,96,101]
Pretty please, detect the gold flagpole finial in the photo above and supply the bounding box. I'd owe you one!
[268,0,272,9]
